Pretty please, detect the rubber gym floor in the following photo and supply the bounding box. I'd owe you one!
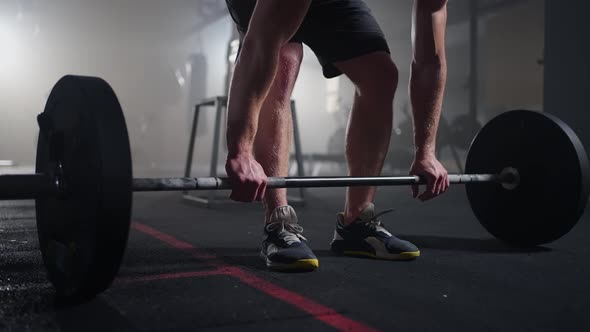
[1,186,589,332]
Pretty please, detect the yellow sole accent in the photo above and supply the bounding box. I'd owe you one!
[342,251,420,261]
[400,251,421,258]
[269,259,319,271]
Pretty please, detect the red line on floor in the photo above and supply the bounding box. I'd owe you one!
[224,266,380,332]
[132,222,221,263]
[131,222,380,332]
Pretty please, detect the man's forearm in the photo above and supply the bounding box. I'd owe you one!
[226,39,281,157]
[409,0,448,158]
[409,57,447,158]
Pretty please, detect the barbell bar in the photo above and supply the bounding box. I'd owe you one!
[4,75,589,302]
[132,172,515,191]
[0,171,515,197]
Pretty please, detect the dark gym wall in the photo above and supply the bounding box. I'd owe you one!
[544,1,590,158]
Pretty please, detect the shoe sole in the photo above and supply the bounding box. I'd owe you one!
[262,255,319,271]
[339,250,420,261]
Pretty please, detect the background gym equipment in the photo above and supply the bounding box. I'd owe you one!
[0,75,588,301]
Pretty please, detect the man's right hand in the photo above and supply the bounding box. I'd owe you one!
[225,153,268,202]
[409,153,449,202]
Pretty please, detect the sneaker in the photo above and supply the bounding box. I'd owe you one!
[330,203,420,260]
[261,206,319,271]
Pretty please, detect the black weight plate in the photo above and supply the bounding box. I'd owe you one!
[465,110,590,246]
[35,75,132,301]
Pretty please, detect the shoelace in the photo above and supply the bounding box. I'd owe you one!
[362,208,395,231]
[265,221,307,245]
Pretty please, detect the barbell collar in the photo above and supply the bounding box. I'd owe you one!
[0,174,59,200]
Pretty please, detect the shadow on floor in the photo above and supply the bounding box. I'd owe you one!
[56,298,136,332]
[397,234,551,253]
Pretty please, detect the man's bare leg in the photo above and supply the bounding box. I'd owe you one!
[225,0,311,202]
[250,42,316,272]
[335,52,399,225]
[253,43,303,223]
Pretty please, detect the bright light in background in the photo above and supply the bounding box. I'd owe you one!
[0,21,20,69]
[175,61,195,88]
[185,62,192,76]
[325,77,340,114]
[228,39,239,63]
[175,69,186,87]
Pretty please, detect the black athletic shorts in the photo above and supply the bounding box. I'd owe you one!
[225,0,390,78]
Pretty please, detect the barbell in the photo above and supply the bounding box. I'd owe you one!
[2,75,589,301]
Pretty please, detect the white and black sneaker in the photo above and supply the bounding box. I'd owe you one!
[330,203,420,260]
[261,206,319,271]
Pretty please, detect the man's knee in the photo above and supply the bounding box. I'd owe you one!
[354,59,399,102]
[273,43,303,93]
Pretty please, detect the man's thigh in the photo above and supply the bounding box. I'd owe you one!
[226,0,390,78]
[298,0,391,78]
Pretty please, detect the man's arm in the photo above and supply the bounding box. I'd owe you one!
[409,0,447,158]
[408,0,449,201]
[225,0,311,202]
